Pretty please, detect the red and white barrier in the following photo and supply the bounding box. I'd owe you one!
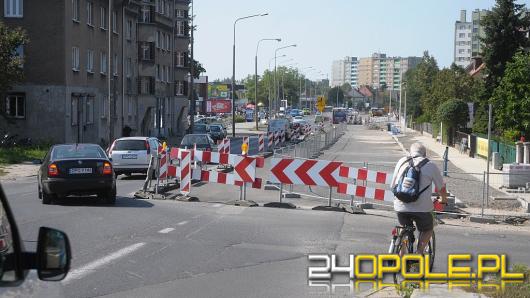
[158,145,168,183]
[268,131,274,149]
[274,131,280,146]
[258,134,264,152]
[337,183,394,202]
[281,130,286,143]
[217,138,230,154]
[269,158,342,187]
[180,150,191,195]
[339,166,393,185]
[200,170,263,189]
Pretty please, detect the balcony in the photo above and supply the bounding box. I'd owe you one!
[138,42,155,63]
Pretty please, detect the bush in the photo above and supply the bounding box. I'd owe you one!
[0,146,49,164]
[234,115,245,123]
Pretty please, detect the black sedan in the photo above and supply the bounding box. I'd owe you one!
[37,144,116,205]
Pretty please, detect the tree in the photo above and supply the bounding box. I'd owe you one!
[327,87,344,107]
[404,51,439,121]
[436,99,469,145]
[191,59,205,79]
[0,22,28,119]
[490,52,530,140]
[481,0,530,95]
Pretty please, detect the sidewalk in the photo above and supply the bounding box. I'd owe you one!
[394,128,530,216]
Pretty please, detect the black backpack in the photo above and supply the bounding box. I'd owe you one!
[392,157,430,203]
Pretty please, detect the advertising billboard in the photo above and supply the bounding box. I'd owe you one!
[206,99,231,113]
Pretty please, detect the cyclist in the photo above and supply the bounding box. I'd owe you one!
[391,142,448,254]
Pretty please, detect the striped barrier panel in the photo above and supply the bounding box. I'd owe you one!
[258,134,265,152]
[268,131,274,149]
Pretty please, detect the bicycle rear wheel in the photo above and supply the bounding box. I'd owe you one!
[392,232,414,284]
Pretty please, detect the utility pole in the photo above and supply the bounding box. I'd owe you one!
[188,0,195,133]
[107,0,113,146]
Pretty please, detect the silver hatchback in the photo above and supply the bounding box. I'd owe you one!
[108,137,160,176]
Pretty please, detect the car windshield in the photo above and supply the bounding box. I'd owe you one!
[52,144,107,159]
[113,140,147,151]
[181,135,208,145]
[194,125,208,133]
[210,126,221,132]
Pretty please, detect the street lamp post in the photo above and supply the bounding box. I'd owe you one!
[232,13,268,137]
[255,38,281,130]
[299,66,313,109]
[268,55,285,115]
[273,44,296,115]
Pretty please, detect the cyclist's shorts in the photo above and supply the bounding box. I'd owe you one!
[397,212,433,232]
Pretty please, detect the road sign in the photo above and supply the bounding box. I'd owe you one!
[317,96,326,112]
[269,158,342,187]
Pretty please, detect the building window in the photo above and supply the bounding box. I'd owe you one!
[458,33,465,38]
[72,47,80,71]
[100,51,107,74]
[71,97,78,125]
[14,44,24,67]
[176,21,185,36]
[126,19,133,40]
[86,1,93,26]
[100,6,107,29]
[112,10,117,33]
[458,49,465,54]
[176,51,185,67]
[175,81,183,95]
[100,96,107,118]
[72,0,79,21]
[165,1,169,17]
[156,30,160,48]
[140,5,150,23]
[5,94,25,118]
[113,54,118,76]
[126,58,132,77]
[156,64,160,81]
[4,0,23,17]
[165,34,170,51]
[86,96,94,124]
[176,9,186,18]
[87,49,94,73]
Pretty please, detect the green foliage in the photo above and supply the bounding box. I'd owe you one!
[436,99,469,128]
[490,52,530,137]
[327,87,344,106]
[244,67,306,108]
[0,146,48,165]
[191,59,206,79]
[404,51,439,120]
[234,115,245,123]
[481,0,530,95]
[0,21,28,117]
[415,114,429,124]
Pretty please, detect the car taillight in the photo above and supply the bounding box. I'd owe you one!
[48,164,59,176]
[145,141,150,154]
[103,162,112,175]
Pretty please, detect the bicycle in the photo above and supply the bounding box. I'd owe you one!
[388,200,445,283]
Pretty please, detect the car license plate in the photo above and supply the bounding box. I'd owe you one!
[122,154,137,159]
[69,168,92,174]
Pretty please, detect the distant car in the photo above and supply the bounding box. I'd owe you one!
[333,109,348,124]
[303,108,310,115]
[38,144,116,205]
[108,137,160,177]
[209,124,226,141]
[180,134,216,151]
[193,123,210,135]
[293,116,304,121]
[289,109,300,117]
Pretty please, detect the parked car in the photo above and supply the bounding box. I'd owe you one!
[302,108,310,115]
[209,124,227,141]
[332,109,348,124]
[107,137,160,177]
[289,109,300,117]
[37,144,117,205]
[179,134,216,151]
[268,119,292,140]
[0,183,72,287]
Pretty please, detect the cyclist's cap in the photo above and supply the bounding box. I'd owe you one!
[410,142,426,157]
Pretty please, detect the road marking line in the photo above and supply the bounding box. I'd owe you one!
[158,227,175,233]
[177,221,188,226]
[62,242,146,284]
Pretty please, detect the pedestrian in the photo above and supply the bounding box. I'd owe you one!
[391,142,448,254]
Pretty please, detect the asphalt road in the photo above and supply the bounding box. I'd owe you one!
[1,121,529,298]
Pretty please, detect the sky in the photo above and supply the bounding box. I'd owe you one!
[193,0,528,81]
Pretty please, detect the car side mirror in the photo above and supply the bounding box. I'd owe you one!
[36,227,71,281]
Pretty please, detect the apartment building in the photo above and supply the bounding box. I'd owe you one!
[352,53,421,91]
[330,57,358,87]
[454,9,489,68]
[0,0,190,145]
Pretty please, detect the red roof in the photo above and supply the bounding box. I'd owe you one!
[358,86,373,98]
